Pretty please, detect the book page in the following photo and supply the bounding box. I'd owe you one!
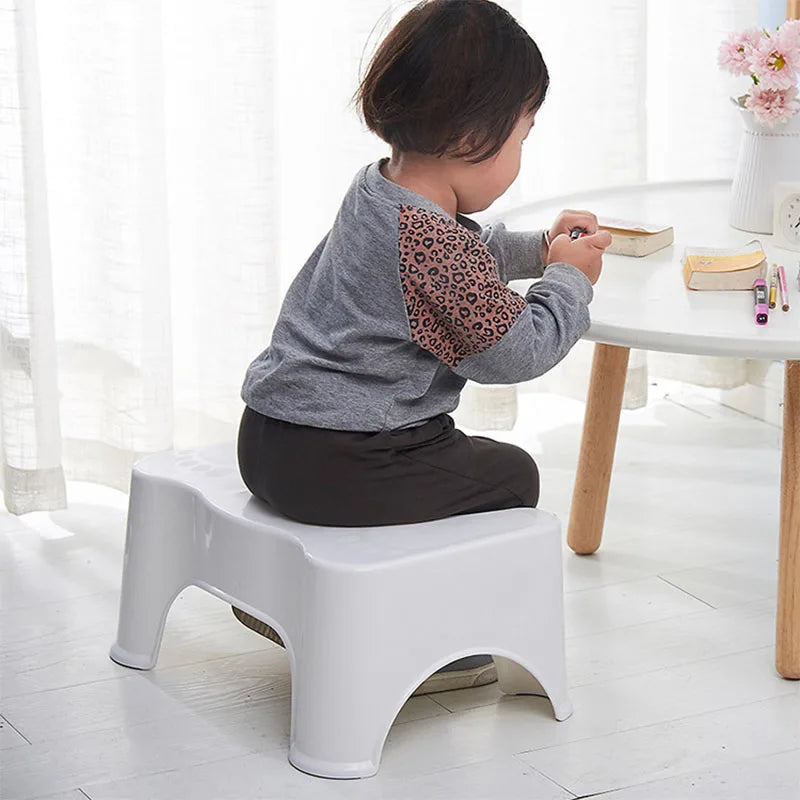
[683,239,765,273]
[598,216,671,234]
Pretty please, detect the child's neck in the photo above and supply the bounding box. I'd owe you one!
[380,153,459,219]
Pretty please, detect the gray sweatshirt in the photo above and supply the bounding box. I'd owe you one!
[242,158,593,432]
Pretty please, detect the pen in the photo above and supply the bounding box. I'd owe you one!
[753,278,769,325]
[778,264,790,311]
[769,264,777,309]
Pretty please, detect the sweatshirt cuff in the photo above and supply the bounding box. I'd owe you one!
[480,224,547,282]
[540,262,594,305]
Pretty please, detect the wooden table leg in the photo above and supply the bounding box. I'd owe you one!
[567,344,630,555]
[777,360,800,679]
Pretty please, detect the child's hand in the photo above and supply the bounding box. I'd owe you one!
[547,230,612,285]
[546,209,600,246]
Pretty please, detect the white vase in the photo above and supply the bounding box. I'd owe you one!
[729,107,800,234]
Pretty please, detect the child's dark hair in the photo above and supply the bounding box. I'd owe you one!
[354,0,549,164]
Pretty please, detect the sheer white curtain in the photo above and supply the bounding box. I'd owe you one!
[0,0,761,513]
[2,0,284,512]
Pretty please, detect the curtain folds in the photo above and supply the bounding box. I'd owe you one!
[2,0,283,511]
[0,0,65,513]
[0,0,762,512]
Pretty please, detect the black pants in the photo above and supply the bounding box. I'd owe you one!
[237,406,539,526]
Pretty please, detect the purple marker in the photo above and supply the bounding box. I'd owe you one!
[753,278,769,325]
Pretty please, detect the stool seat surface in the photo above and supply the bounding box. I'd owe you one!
[135,443,559,568]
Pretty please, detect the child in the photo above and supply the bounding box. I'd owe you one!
[233,0,611,694]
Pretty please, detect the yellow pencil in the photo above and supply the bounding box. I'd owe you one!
[769,264,777,309]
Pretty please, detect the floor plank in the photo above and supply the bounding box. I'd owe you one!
[517,694,800,797]
[583,747,800,799]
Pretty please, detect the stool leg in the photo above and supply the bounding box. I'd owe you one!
[494,528,572,721]
[109,473,195,670]
[287,649,402,779]
[495,656,573,721]
[494,584,573,723]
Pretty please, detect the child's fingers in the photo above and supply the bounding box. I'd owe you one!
[574,216,598,235]
[582,230,612,249]
[560,209,599,234]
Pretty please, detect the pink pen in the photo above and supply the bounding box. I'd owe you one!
[753,278,769,325]
[778,265,790,311]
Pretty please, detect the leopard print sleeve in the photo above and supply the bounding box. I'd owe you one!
[397,204,528,369]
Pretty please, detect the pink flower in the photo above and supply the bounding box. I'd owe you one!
[744,85,800,126]
[778,19,800,58]
[780,19,800,43]
[748,31,800,90]
[718,28,763,75]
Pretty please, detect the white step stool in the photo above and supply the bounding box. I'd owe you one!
[109,443,573,779]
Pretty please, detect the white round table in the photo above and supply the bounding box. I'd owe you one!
[499,180,800,680]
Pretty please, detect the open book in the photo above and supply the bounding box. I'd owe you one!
[682,240,766,291]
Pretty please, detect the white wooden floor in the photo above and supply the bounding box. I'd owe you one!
[2,380,799,800]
